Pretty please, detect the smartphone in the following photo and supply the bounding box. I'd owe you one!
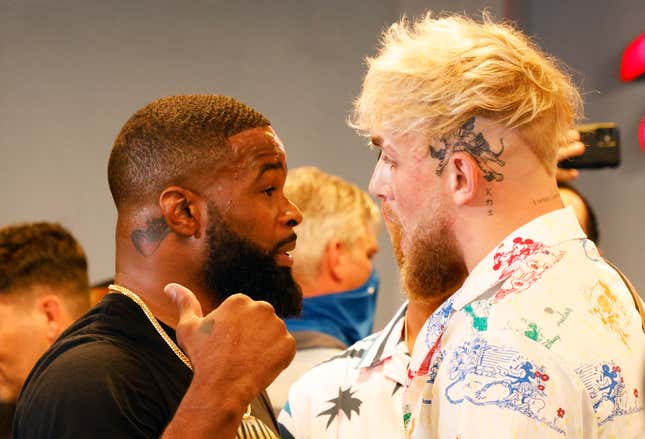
[559,122,621,169]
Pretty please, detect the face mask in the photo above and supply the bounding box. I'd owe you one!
[285,268,380,347]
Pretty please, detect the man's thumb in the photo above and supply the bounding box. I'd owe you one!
[164,282,203,323]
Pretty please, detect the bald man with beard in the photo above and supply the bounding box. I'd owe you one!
[14,95,302,439]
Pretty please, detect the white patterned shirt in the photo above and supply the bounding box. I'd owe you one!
[404,207,645,438]
[278,304,409,438]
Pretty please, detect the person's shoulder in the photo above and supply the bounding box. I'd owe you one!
[21,337,147,404]
[14,340,153,438]
[287,331,381,397]
[50,337,144,373]
[313,331,380,371]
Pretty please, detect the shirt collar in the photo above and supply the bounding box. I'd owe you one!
[452,206,586,311]
[357,301,408,369]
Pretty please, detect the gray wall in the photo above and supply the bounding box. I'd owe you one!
[0,0,404,328]
[513,0,645,296]
[2,0,640,332]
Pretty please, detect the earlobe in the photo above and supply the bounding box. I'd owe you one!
[449,153,479,206]
[38,296,62,343]
[159,186,203,238]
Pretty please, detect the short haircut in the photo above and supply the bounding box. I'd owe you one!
[350,12,582,173]
[0,222,90,316]
[557,182,599,245]
[108,95,270,207]
[284,167,380,279]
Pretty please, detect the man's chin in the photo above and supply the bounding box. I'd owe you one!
[273,278,303,319]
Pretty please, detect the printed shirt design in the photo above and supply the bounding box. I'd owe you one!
[575,361,641,425]
[316,386,362,428]
[278,304,409,439]
[443,337,565,435]
[404,208,645,439]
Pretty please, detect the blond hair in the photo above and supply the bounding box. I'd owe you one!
[351,12,583,172]
[285,167,380,280]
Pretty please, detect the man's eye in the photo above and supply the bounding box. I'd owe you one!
[263,187,276,196]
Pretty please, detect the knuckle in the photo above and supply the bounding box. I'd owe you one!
[226,293,251,307]
[286,333,296,351]
[255,300,276,314]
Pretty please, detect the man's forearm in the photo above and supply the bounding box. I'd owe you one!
[162,383,247,439]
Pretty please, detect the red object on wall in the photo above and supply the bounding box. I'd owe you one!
[620,33,645,152]
[620,33,645,82]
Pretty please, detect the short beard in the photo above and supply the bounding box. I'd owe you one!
[202,206,302,318]
[402,214,468,305]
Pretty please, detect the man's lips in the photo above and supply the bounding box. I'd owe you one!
[273,236,297,267]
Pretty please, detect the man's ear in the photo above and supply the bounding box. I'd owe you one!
[324,239,345,283]
[447,152,480,206]
[159,186,204,239]
[36,295,65,343]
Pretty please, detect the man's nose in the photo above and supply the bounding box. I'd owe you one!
[283,198,302,228]
[369,162,387,201]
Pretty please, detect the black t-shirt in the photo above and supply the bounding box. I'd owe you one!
[0,403,14,439]
[13,293,278,438]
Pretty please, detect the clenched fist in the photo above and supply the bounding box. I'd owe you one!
[161,283,295,438]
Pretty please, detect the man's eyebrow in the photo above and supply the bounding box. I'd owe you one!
[255,161,284,181]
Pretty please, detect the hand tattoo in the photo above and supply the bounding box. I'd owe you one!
[430,117,506,182]
[199,319,215,334]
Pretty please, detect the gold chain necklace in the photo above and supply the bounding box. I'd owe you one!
[107,284,265,426]
[109,284,193,369]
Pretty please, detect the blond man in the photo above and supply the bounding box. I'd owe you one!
[346,12,642,439]
[268,167,380,414]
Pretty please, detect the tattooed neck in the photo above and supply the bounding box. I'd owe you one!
[131,217,171,256]
[430,117,506,182]
[532,191,560,206]
[485,186,494,216]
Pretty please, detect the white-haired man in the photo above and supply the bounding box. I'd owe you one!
[278,169,455,437]
[268,167,380,414]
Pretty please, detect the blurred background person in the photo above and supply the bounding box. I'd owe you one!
[0,222,90,438]
[267,166,380,413]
